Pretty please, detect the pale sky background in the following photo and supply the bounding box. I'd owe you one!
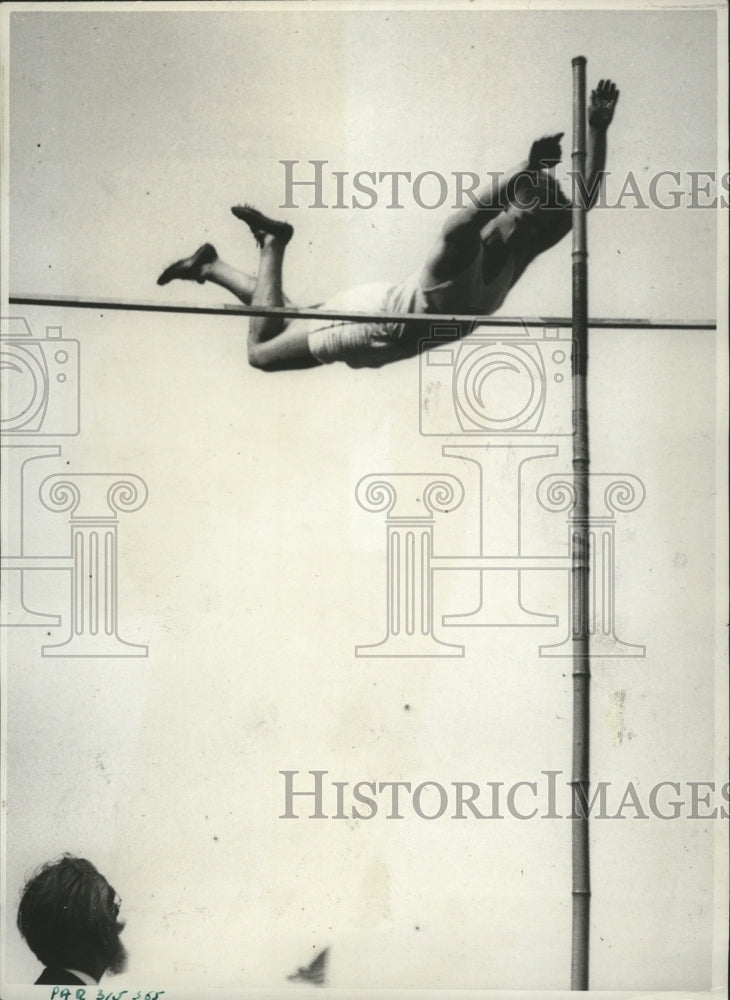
[1,4,727,999]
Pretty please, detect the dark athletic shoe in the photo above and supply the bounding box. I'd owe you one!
[230,204,294,247]
[157,243,217,285]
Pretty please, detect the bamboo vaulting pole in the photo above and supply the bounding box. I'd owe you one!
[570,55,591,991]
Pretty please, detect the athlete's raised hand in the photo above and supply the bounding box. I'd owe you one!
[588,79,619,130]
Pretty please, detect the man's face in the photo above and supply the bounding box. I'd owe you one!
[101,894,128,976]
[105,930,129,976]
[504,171,565,243]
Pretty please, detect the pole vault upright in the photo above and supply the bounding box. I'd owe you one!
[570,55,590,990]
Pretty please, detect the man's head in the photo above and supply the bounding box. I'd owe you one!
[503,169,570,242]
[17,855,128,981]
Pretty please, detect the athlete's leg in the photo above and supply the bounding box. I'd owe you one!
[232,205,319,371]
[202,258,299,310]
[204,259,256,302]
[156,230,313,369]
[157,243,298,308]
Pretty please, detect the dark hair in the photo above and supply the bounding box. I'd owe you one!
[508,170,571,213]
[17,855,121,971]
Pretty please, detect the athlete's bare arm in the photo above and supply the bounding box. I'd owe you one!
[522,77,620,259]
[584,78,619,206]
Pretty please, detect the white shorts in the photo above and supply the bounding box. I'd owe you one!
[306,276,430,369]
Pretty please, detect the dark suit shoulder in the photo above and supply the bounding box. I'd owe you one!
[35,967,86,986]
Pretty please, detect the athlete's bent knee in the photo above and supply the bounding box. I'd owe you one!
[248,345,274,372]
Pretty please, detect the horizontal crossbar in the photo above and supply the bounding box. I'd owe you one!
[7,294,717,330]
[432,556,570,571]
